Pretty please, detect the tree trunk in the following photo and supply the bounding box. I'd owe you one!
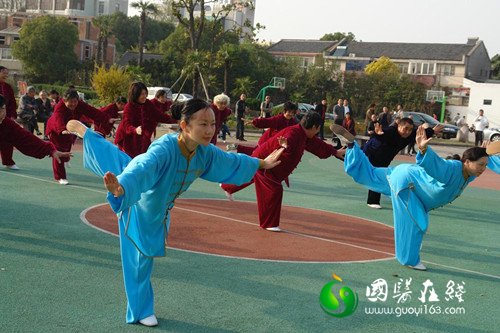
[192,68,200,98]
[138,12,146,67]
[95,35,103,66]
[223,60,228,94]
[102,37,108,66]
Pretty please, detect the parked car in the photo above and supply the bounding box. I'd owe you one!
[403,111,459,139]
[484,127,500,142]
[147,87,172,100]
[172,93,193,103]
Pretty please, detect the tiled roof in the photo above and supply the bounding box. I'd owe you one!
[267,39,338,54]
[337,41,478,61]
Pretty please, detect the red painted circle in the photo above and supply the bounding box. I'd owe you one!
[83,199,395,262]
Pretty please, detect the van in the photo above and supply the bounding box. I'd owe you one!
[147,87,172,100]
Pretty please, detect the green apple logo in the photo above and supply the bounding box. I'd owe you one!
[319,274,358,318]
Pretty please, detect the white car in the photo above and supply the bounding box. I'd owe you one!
[147,87,172,100]
[172,93,193,103]
[484,127,500,141]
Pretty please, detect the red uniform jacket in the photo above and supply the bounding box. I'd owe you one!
[0,81,17,119]
[252,113,298,145]
[94,103,120,136]
[210,103,232,144]
[342,118,356,136]
[150,98,173,114]
[46,100,110,151]
[1,117,55,158]
[114,99,174,157]
[252,124,338,182]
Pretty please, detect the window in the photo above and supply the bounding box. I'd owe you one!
[115,3,120,12]
[84,45,91,60]
[483,99,492,105]
[442,65,455,76]
[0,48,13,60]
[69,0,85,10]
[98,1,104,14]
[397,63,409,74]
[13,37,19,42]
[0,36,5,45]
[410,62,418,74]
[302,57,314,67]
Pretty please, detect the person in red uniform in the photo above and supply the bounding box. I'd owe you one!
[94,96,126,137]
[342,112,356,136]
[46,89,113,185]
[0,95,70,164]
[150,89,175,139]
[209,93,232,145]
[234,101,299,155]
[114,82,176,158]
[221,111,346,231]
[0,66,19,170]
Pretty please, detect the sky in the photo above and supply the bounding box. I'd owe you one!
[128,0,500,57]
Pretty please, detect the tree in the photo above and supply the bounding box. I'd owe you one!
[92,65,133,104]
[92,15,114,66]
[170,0,255,97]
[364,56,400,76]
[320,32,356,42]
[12,16,79,83]
[131,1,159,67]
[491,54,500,80]
[231,76,256,97]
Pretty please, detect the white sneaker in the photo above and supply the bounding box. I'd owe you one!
[408,262,427,271]
[219,184,234,201]
[367,204,382,209]
[226,143,238,151]
[58,179,69,185]
[329,124,355,145]
[6,164,19,170]
[265,227,282,232]
[139,314,158,327]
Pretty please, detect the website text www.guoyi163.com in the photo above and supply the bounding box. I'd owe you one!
[364,304,465,317]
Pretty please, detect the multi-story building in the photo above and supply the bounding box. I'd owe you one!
[0,0,123,74]
[0,0,128,17]
[267,39,339,68]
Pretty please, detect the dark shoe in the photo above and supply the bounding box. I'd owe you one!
[329,124,355,145]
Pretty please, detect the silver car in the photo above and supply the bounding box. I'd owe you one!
[483,127,500,141]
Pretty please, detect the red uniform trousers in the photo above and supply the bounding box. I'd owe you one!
[0,139,15,166]
[236,144,256,156]
[254,171,283,228]
[48,132,73,180]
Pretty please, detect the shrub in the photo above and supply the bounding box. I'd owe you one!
[91,65,132,104]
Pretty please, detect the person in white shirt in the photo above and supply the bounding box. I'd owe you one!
[473,109,489,146]
[343,99,351,116]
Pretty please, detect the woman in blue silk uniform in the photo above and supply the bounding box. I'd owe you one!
[67,99,282,327]
[486,141,500,173]
[342,126,489,271]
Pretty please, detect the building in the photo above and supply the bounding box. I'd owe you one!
[267,39,339,68]
[0,11,117,74]
[0,0,128,17]
[325,38,491,88]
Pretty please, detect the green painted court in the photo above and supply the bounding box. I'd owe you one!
[0,140,498,332]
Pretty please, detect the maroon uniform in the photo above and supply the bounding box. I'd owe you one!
[222,123,339,228]
[0,81,18,166]
[114,99,175,158]
[210,103,232,145]
[94,103,120,136]
[150,98,172,114]
[46,99,111,180]
[0,117,56,159]
[236,113,298,156]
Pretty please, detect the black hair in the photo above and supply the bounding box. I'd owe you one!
[115,96,127,104]
[283,101,298,111]
[461,147,488,163]
[301,111,322,129]
[49,89,59,96]
[0,94,5,108]
[398,117,414,126]
[171,98,210,123]
[446,154,461,160]
[155,89,167,98]
[128,82,148,104]
[0,66,7,71]
[63,88,79,100]
[68,85,76,89]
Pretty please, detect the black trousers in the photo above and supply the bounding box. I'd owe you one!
[475,131,484,146]
[236,119,245,140]
[366,155,390,205]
